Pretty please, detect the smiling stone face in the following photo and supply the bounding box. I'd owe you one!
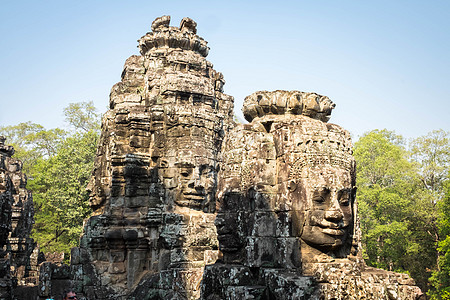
[298,166,355,251]
[267,115,357,260]
[175,162,215,211]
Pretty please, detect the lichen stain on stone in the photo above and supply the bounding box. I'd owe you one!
[28,15,426,300]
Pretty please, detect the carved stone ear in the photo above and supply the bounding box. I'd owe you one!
[287,180,297,192]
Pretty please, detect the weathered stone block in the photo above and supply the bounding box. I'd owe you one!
[51,264,70,279]
[108,262,126,274]
[250,211,276,237]
[261,269,317,300]
[276,237,302,268]
[245,237,278,268]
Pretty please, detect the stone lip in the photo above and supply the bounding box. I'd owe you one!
[67,14,234,300]
[32,16,424,300]
[139,16,209,57]
[242,90,335,123]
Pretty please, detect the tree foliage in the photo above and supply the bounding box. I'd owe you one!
[411,130,450,197]
[354,129,446,292]
[0,122,66,174]
[29,130,98,254]
[0,101,100,258]
[429,179,450,299]
[64,101,101,133]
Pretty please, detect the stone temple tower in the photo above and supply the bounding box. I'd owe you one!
[37,16,423,300]
[71,16,234,299]
[201,91,424,299]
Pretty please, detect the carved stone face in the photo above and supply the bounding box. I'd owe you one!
[298,166,354,251]
[174,162,215,211]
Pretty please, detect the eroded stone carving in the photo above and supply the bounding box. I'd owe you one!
[0,137,39,299]
[202,91,424,299]
[69,16,233,300]
[7,153,38,287]
[242,90,335,123]
[0,136,14,299]
[35,17,424,300]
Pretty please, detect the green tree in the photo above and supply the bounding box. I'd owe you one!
[1,101,101,258]
[430,178,450,299]
[409,130,450,298]
[29,130,98,255]
[410,130,450,197]
[354,129,437,291]
[0,122,66,174]
[64,101,101,132]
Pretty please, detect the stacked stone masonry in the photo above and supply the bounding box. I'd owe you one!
[0,136,14,299]
[0,137,39,300]
[65,16,234,300]
[34,16,424,300]
[203,92,423,299]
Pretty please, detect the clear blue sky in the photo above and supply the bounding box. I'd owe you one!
[1,1,449,140]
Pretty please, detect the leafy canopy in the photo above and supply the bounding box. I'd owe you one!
[354,129,446,292]
[0,101,101,258]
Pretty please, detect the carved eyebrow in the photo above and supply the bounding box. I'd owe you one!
[312,189,329,203]
[199,164,215,172]
[313,186,330,193]
[176,162,195,168]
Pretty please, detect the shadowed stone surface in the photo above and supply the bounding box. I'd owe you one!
[34,16,424,300]
[64,16,234,300]
[201,92,424,299]
[0,137,39,300]
[0,136,14,299]
[6,145,39,289]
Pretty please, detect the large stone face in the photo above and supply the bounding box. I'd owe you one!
[37,16,424,300]
[72,16,234,300]
[202,91,424,299]
[214,92,356,264]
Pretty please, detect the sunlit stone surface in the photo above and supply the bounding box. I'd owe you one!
[202,92,424,299]
[0,137,39,299]
[69,16,234,300]
[36,16,424,300]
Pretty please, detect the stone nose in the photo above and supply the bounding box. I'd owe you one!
[325,209,343,222]
[187,173,204,189]
[325,193,344,221]
[193,179,204,188]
